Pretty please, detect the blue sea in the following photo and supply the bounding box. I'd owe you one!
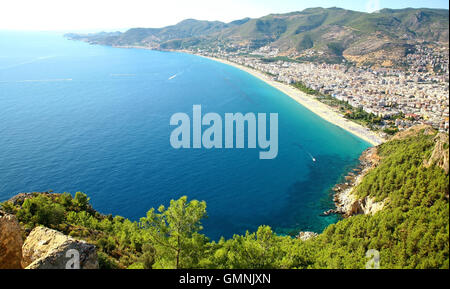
[0,31,370,239]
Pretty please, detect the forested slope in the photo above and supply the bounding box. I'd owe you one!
[1,127,448,269]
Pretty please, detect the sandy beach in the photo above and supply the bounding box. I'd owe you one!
[113,46,385,146]
[201,56,385,146]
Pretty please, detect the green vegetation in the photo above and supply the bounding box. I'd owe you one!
[1,129,448,269]
[298,34,314,50]
[320,131,449,269]
[327,42,345,56]
[292,82,382,129]
[67,8,449,66]
[255,19,287,38]
[260,56,299,63]
[140,197,209,269]
[292,81,321,96]
[345,107,382,127]
[383,127,400,135]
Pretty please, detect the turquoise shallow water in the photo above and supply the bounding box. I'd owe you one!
[0,31,370,239]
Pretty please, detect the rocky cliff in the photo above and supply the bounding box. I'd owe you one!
[297,231,319,241]
[22,227,99,269]
[332,147,386,217]
[0,211,99,269]
[424,133,449,174]
[0,210,23,269]
[333,125,449,217]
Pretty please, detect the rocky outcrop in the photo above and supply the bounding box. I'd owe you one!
[297,231,319,241]
[332,147,386,217]
[22,226,99,269]
[0,210,24,269]
[334,181,386,217]
[8,192,60,206]
[7,192,56,208]
[8,192,96,215]
[424,133,449,174]
[345,196,387,217]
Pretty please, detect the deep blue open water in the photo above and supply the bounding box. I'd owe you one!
[0,31,370,239]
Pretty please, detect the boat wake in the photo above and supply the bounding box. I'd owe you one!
[168,70,186,80]
[294,143,317,162]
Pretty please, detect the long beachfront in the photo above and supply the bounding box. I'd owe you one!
[202,55,385,146]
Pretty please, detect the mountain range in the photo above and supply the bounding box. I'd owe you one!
[66,7,449,66]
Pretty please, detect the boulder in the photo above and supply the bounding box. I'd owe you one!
[22,226,98,269]
[0,210,24,269]
[297,231,318,241]
[345,197,386,217]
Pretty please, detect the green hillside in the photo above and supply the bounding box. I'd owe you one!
[2,127,448,269]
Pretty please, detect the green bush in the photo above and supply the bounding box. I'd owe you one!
[74,192,90,210]
[16,195,66,228]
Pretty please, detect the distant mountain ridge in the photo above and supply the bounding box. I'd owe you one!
[66,7,449,65]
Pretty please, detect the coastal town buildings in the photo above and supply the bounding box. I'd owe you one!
[194,44,449,132]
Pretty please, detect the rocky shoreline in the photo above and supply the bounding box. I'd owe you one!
[323,146,384,218]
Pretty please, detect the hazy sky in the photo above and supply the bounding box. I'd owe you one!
[0,0,448,31]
